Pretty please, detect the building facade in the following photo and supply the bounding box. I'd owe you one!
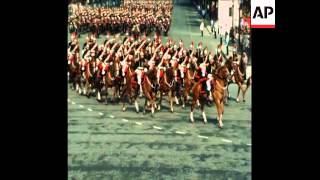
[217,0,240,35]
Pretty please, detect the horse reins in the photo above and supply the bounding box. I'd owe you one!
[164,73,174,88]
[187,69,195,80]
[145,75,155,89]
[108,71,114,81]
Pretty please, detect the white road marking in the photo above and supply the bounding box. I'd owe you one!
[87,108,93,111]
[135,122,142,125]
[198,135,209,139]
[109,115,114,118]
[175,131,187,135]
[247,143,252,146]
[98,112,104,116]
[79,105,84,108]
[71,101,76,105]
[122,119,129,122]
[221,139,233,143]
[153,126,162,130]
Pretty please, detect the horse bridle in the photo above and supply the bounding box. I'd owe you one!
[108,70,115,81]
[145,75,155,89]
[215,68,228,90]
[187,68,195,80]
[164,73,174,88]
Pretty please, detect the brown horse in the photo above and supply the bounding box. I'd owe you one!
[68,43,80,90]
[157,67,175,112]
[225,57,251,102]
[190,65,230,128]
[68,54,79,90]
[211,66,230,128]
[83,53,96,98]
[182,63,196,108]
[75,59,86,95]
[120,63,140,113]
[142,68,158,117]
[103,60,121,104]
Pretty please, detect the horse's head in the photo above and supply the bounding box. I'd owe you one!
[166,67,174,81]
[217,65,230,81]
[148,68,158,85]
[112,61,120,77]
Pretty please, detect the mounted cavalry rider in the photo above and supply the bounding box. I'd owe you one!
[68,32,80,65]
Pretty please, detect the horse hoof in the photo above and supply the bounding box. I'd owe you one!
[243,99,246,102]
[136,111,139,114]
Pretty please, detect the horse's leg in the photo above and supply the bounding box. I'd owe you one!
[79,74,84,95]
[227,84,231,99]
[128,85,133,105]
[105,86,108,105]
[74,74,79,92]
[174,83,180,105]
[190,96,197,123]
[224,85,229,104]
[242,80,251,102]
[236,85,241,103]
[143,97,147,115]
[134,98,139,113]
[73,73,77,90]
[84,80,88,96]
[169,90,174,113]
[112,86,116,103]
[87,80,93,98]
[174,96,179,105]
[67,71,70,82]
[241,84,246,102]
[97,88,101,101]
[221,100,225,115]
[215,99,223,128]
[157,92,162,111]
[121,86,127,111]
[182,88,187,109]
[151,99,155,117]
[200,98,207,124]
[117,83,121,100]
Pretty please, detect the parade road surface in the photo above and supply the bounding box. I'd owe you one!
[68,1,251,179]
